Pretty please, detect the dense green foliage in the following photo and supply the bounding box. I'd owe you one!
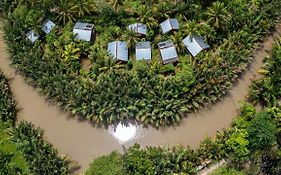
[0,73,16,125]
[124,144,200,175]
[86,103,281,174]
[0,72,28,174]
[85,151,125,175]
[247,112,277,150]
[0,124,29,175]
[250,37,281,106]
[9,121,76,175]
[86,144,200,175]
[1,0,281,127]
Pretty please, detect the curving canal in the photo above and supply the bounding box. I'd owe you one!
[0,25,280,173]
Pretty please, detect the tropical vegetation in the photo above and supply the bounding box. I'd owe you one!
[1,0,281,127]
[0,124,29,175]
[250,37,281,107]
[0,73,17,125]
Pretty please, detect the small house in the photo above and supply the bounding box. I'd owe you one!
[158,41,178,64]
[182,34,210,57]
[107,41,128,62]
[160,18,180,34]
[128,23,147,36]
[135,41,151,61]
[26,30,39,43]
[73,22,95,41]
[42,19,56,34]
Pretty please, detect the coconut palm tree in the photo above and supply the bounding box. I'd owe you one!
[138,5,158,30]
[205,2,229,30]
[111,0,123,11]
[121,30,139,48]
[54,0,77,25]
[98,56,125,75]
[170,31,186,54]
[182,20,202,38]
[73,0,96,17]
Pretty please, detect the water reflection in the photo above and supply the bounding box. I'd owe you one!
[108,123,142,144]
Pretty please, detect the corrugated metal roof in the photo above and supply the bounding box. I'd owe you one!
[158,41,178,63]
[170,18,180,30]
[136,41,151,60]
[73,22,94,41]
[107,41,128,62]
[128,23,147,35]
[26,30,39,43]
[193,35,210,49]
[160,18,180,34]
[42,19,56,34]
[182,34,210,57]
[74,22,94,31]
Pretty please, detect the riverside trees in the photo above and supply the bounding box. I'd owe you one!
[1,0,281,127]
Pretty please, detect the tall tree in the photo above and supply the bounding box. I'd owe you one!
[111,0,123,11]
[247,112,277,150]
[205,2,229,30]
[54,0,77,25]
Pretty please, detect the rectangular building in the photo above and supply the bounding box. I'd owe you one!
[73,22,95,41]
[182,34,210,57]
[128,23,147,36]
[26,30,39,43]
[107,41,128,62]
[136,41,151,61]
[160,18,180,34]
[158,41,178,64]
[42,19,56,34]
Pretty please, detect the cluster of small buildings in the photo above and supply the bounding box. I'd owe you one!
[27,18,210,64]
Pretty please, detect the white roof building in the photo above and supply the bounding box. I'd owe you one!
[158,41,178,64]
[128,23,147,35]
[136,41,151,61]
[73,22,95,41]
[26,30,39,43]
[107,41,128,62]
[160,18,180,34]
[42,19,56,34]
[182,34,210,57]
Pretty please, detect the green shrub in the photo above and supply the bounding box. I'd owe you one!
[250,38,281,107]
[247,112,277,150]
[0,124,29,175]
[0,73,17,125]
[85,151,126,175]
[2,0,281,127]
[10,121,74,175]
[161,64,176,74]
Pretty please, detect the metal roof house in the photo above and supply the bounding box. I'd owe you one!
[73,22,95,41]
[160,18,180,34]
[26,30,39,43]
[128,23,147,35]
[182,34,210,57]
[158,41,178,64]
[136,41,151,61]
[107,41,128,62]
[42,19,56,34]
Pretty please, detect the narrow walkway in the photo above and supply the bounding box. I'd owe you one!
[0,25,280,173]
[198,160,226,175]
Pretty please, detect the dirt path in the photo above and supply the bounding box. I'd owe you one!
[198,160,226,175]
[0,25,280,173]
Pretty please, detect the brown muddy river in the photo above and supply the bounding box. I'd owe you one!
[0,25,280,173]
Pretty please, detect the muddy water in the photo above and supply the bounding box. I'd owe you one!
[0,25,280,173]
